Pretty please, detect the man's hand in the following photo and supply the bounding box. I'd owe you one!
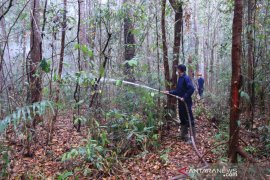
[161,90,169,94]
[179,97,184,101]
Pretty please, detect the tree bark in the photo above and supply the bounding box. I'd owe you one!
[228,0,243,163]
[193,0,199,74]
[169,0,182,87]
[247,0,255,128]
[161,0,173,109]
[168,0,183,110]
[73,0,82,132]
[29,0,42,128]
[123,0,135,81]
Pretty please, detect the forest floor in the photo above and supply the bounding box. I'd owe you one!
[6,106,219,179]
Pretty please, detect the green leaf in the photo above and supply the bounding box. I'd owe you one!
[100,67,105,77]
[130,29,140,35]
[58,171,73,180]
[88,50,93,58]
[81,45,88,54]
[74,43,80,49]
[125,59,138,67]
[240,91,250,101]
[237,120,241,127]
[115,80,122,86]
[75,100,84,106]
[40,59,51,73]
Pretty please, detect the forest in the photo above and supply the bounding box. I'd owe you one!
[0,0,269,179]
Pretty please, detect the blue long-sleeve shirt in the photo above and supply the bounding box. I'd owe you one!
[198,77,204,90]
[169,73,195,105]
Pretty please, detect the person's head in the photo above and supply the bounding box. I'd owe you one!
[177,64,186,75]
[197,73,202,77]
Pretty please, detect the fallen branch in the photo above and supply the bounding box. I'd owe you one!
[197,141,228,165]
[237,147,257,163]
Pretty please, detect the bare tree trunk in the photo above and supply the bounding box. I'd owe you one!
[29,0,42,128]
[168,0,183,111]
[79,0,88,69]
[123,0,135,81]
[193,0,199,73]
[49,0,67,143]
[86,0,95,62]
[247,0,255,128]
[161,0,171,108]
[73,0,82,132]
[146,20,151,83]
[188,55,193,78]
[169,0,182,86]
[203,27,208,89]
[228,0,243,163]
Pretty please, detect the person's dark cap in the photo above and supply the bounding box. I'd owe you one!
[176,64,186,72]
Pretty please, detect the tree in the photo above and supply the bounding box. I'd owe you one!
[247,0,255,128]
[228,0,243,163]
[50,0,67,143]
[168,0,183,110]
[161,0,171,108]
[73,0,82,132]
[29,0,42,128]
[193,0,199,74]
[123,0,135,81]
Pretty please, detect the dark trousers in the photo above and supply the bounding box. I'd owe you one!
[178,101,194,127]
[198,88,204,98]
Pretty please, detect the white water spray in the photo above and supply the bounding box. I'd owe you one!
[102,78,160,92]
[101,78,182,100]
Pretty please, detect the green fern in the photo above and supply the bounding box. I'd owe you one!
[0,101,54,133]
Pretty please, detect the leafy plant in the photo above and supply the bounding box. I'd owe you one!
[0,144,9,179]
[159,148,171,164]
[62,138,117,173]
[57,171,73,180]
[0,101,54,133]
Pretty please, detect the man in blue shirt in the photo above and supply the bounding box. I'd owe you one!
[197,73,204,98]
[163,64,195,142]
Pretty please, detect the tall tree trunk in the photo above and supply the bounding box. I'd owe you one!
[169,0,182,87]
[123,0,135,81]
[86,0,95,62]
[228,0,243,163]
[168,0,183,111]
[73,0,82,132]
[247,0,255,128]
[49,0,67,143]
[193,0,199,73]
[188,55,193,78]
[161,0,171,108]
[146,20,151,84]
[30,0,42,128]
[79,0,88,69]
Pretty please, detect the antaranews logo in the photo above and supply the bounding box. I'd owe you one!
[178,167,189,176]
[178,166,238,177]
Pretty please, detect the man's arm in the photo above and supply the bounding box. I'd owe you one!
[169,80,181,95]
[183,76,195,101]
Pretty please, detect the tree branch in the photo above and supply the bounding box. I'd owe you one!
[0,0,13,21]
[168,0,182,12]
[237,147,257,163]
[89,32,112,108]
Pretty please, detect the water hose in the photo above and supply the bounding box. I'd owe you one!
[162,91,208,167]
[102,78,208,166]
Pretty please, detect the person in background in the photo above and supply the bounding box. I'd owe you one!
[162,64,195,142]
[197,73,204,99]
